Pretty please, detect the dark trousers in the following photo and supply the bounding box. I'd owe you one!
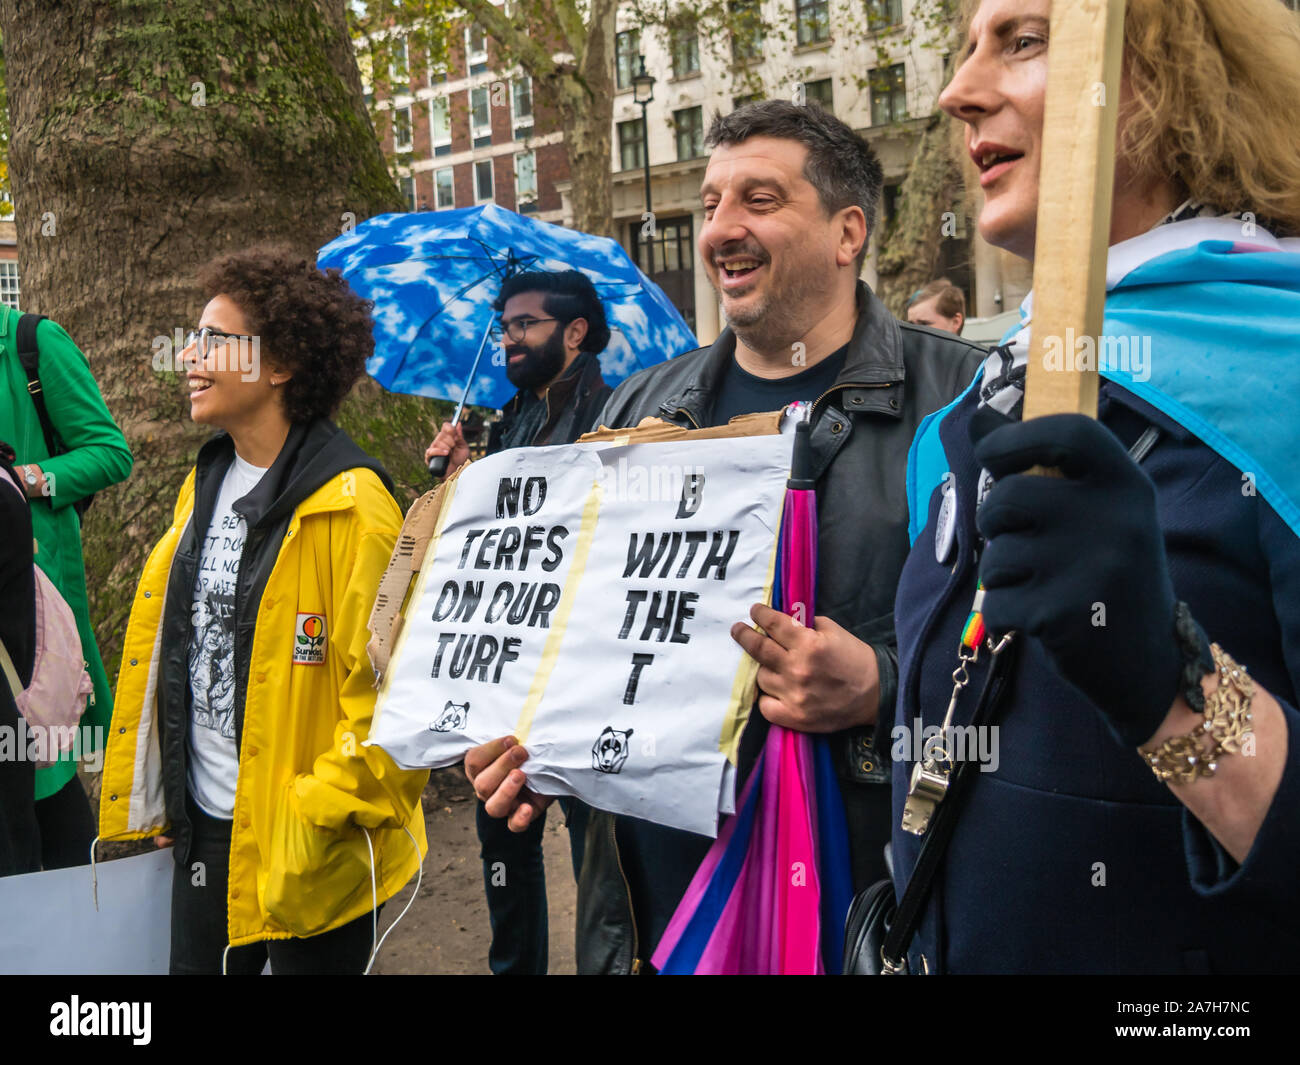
[476,796,588,975]
[34,774,95,870]
[170,800,377,975]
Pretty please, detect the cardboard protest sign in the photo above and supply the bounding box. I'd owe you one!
[367,424,792,837]
[0,849,172,974]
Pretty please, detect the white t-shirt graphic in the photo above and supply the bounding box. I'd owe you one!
[187,453,268,819]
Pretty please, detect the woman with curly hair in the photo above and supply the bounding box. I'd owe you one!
[97,246,428,974]
[870,0,1300,973]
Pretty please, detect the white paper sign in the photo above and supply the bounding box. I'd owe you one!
[0,849,173,974]
[369,432,791,836]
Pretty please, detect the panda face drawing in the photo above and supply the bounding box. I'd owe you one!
[431,700,470,733]
[592,726,634,774]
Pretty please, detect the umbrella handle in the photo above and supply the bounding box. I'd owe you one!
[428,453,450,480]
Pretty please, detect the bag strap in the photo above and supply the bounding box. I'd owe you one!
[0,637,22,701]
[0,463,29,696]
[880,638,1018,971]
[15,313,57,458]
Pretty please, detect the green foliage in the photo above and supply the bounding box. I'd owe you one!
[347,0,457,168]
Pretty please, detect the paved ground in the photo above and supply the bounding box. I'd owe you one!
[370,767,578,975]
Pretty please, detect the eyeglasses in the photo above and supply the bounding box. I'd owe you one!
[494,316,559,343]
[185,327,256,359]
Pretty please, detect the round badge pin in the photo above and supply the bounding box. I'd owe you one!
[935,477,957,564]
[976,468,995,512]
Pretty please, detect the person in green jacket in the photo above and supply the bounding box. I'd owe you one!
[0,303,132,868]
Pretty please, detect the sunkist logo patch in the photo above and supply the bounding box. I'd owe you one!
[294,612,326,665]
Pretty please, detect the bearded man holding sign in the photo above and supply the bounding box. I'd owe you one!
[468,102,986,974]
[876,0,1300,974]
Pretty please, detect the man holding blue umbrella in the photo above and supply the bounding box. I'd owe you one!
[424,270,612,480]
[426,268,611,977]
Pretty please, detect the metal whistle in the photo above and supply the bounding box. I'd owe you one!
[902,758,951,836]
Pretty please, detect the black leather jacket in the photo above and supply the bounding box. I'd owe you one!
[576,282,985,973]
[486,350,612,455]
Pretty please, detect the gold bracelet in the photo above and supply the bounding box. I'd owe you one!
[1139,644,1254,785]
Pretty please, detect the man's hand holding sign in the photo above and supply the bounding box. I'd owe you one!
[731,605,879,733]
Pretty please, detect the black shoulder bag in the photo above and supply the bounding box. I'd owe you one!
[15,312,94,518]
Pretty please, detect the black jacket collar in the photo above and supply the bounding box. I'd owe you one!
[191,419,397,533]
[659,282,905,426]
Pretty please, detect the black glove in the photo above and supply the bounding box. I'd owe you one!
[971,413,1182,747]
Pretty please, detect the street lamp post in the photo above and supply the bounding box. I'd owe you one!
[633,56,657,277]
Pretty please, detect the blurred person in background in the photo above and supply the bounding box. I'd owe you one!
[905,278,966,335]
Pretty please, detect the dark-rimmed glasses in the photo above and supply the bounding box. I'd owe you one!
[494,316,559,343]
[185,327,256,358]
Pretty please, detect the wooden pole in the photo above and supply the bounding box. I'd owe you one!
[1023,0,1127,421]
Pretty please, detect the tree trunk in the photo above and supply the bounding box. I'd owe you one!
[553,77,615,238]
[538,0,616,238]
[0,0,444,678]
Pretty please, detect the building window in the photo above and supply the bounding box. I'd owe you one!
[615,30,640,91]
[671,27,700,78]
[427,49,447,86]
[870,63,907,125]
[435,167,455,209]
[400,174,416,211]
[796,0,830,45]
[390,34,409,87]
[866,0,903,28]
[674,106,704,161]
[430,96,451,156]
[0,261,19,309]
[393,105,413,151]
[730,0,763,63]
[470,86,492,147]
[512,77,533,139]
[629,216,696,331]
[618,118,645,171]
[515,151,538,210]
[803,78,833,113]
[475,159,494,203]
[880,182,900,231]
[631,215,693,274]
[465,24,488,73]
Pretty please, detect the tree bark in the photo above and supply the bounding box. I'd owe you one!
[0,0,442,677]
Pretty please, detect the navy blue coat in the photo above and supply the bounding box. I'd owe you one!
[890,380,1300,973]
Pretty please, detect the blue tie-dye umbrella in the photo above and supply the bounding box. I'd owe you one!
[317,204,698,412]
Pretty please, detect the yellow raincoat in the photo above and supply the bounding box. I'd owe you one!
[99,463,427,946]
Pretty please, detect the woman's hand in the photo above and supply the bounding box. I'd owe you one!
[972,413,1182,747]
[19,464,48,499]
[971,413,1288,861]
